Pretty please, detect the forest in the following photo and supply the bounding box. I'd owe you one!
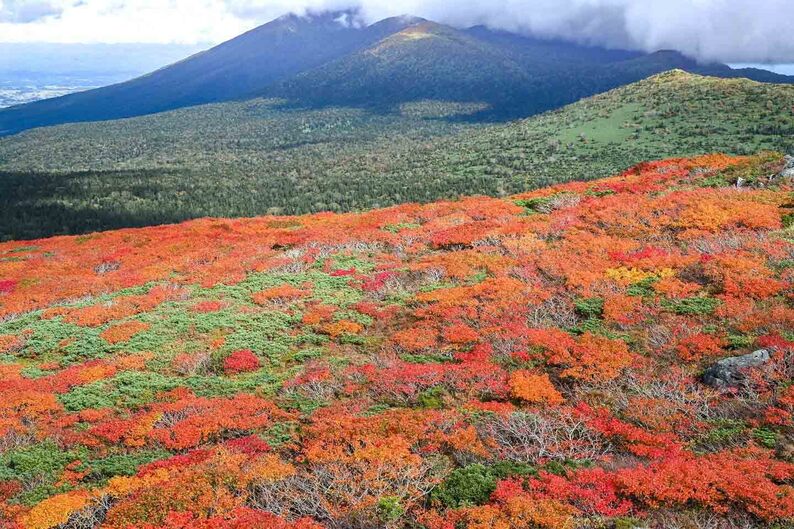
[0,151,792,528]
[1,71,793,241]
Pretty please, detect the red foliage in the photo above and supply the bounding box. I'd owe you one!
[675,333,725,361]
[130,508,323,529]
[0,279,16,294]
[616,450,794,521]
[223,349,261,374]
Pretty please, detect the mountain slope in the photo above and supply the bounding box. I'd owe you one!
[268,22,794,119]
[0,153,792,529]
[268,21,543,115]
[0,12,420,135]
[0,71,792,241]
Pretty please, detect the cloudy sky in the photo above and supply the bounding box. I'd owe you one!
[1,0,793,64]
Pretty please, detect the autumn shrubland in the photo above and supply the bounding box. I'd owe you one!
[0,152,793,528]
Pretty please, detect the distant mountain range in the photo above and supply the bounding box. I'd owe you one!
[0,11,791,135]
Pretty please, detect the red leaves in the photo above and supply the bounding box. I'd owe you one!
[356,360,510,403]
[100,321,149,344]
[615,450,794,521]
[130,508,323,529]
[193,300,223,313]
[527,468,633,517]
[675,333,725,361]
[148,393,283,450]
[225,435,272,455]
[251,284,306,304]
[527,330,633,382]
[223,349,261,375]
[0,279,16,294]
[509,371,564,405]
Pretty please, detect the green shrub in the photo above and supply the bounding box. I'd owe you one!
[81,450,170,482]
[574,297,604,318]
[661,296,720,315]
[417,386,446,409]
[377,496,405,523]
[753,427,778,449]
[431,464,497,508]
[0,441,86,505]
[490,461,536,479]
[59,370,179,411]
[626,277,658,297]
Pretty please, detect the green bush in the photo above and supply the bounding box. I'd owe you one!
[81,450,170,482]
[431,464,497,508]
[661,296,720,315]
[0,441,87,505]
[574,297,604,318]
[377,496,405,523]
[59,370,179,411]
[753,427,778,449]
[417,386,446,409]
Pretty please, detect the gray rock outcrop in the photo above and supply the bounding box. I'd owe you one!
[702,349,771,387]
[780,155,794,179]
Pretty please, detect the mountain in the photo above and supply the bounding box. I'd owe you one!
[1,70,792,241]
[1,12,792,135]
[267,20,545,116]
[1,152,792,529]
[0,11,420,135]
[249,20,794,119]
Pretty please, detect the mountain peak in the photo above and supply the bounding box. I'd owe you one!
[272,9,364,29]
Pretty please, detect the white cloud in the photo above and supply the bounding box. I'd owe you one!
[0,0,792,63]
[0,0,63,23]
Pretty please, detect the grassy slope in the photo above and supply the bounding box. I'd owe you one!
[0,70,792,240]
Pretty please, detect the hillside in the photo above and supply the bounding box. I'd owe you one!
[0,12,420,135]
[0,152,792,529]
[1,71,793,241]
[0,12,791,136]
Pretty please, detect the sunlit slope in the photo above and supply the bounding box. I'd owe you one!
[0,153,793,528]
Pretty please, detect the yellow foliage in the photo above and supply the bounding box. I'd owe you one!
[605,266,674,285]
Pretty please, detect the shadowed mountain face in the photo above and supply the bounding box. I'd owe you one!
[0,12,421,135]
[0,11,792,135]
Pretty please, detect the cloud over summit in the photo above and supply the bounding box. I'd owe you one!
[0,0,791,63]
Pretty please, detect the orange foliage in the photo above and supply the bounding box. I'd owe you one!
[100,321,150,344]
[509,371,565,405]
[322,320,363,338]
[21,490,96,529]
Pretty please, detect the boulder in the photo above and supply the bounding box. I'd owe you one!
[702,349,771,388]
[780,155,794,179]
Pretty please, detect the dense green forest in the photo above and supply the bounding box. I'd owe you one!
[1,71,793,241]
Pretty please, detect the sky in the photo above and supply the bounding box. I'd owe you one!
[0,0,793,65]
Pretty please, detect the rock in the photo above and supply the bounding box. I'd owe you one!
[702,349,771,388]
[780,155,794,179]
[776,430,794,462]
